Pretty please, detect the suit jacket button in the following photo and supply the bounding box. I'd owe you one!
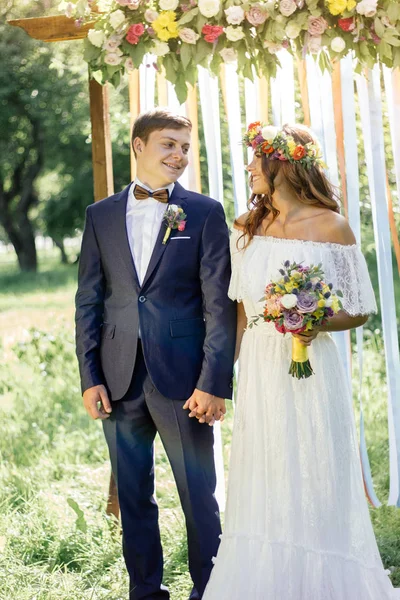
[139,296,146,303]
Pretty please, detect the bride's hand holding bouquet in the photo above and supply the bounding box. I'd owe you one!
[249,260,343,379]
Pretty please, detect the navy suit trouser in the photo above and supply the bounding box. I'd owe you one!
[102,342,222,600]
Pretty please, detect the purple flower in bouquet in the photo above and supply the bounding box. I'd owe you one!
[283,311,305,331]
[296,291,318,314]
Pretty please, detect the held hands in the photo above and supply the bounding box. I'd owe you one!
[83,384,112,420]
[183,388,226,427]
[292,326,321,347]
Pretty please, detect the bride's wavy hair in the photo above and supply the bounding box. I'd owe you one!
[236,124,340,248]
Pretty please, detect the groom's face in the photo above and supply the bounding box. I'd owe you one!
[134,127,191,189]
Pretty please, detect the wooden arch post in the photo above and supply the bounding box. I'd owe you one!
[8,15,119,518]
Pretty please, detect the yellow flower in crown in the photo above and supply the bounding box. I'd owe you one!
[287,138,297,155]
[347,0,356,9]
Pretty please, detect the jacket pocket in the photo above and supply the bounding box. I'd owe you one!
[101,323,115,339]
[170,317,205,338]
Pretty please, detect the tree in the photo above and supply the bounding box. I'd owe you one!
[0,1,93,270]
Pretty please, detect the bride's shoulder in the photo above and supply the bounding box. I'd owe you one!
[233,211,250,231]
[314,210,356,246]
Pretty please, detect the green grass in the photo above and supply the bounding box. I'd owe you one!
[0,254,399,599]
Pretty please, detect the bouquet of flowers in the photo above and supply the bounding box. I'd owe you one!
[249,260,342,379]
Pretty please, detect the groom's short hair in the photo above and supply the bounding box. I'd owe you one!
[131,108,192,152]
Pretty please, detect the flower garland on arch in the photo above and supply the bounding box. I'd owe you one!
[59,0,400,102]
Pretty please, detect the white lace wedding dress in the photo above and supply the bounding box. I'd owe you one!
[203,229,397,600]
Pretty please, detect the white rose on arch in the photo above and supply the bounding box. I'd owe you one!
[125,58,135,72]
[219,47,238,63]
[109,9,126,30]
[331,36,346,53]
[88,29,105,48]
[279,0,297,17]
[224,5,245,25]
[159,0,179,10]
[152,40,170,56]
[285,21,301,39]
[179,28,200,44]
[104,51,123,66]
[356,0,378,17]
[225,25,245,42]
[198,0,220,18]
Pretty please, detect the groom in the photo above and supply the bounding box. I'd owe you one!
[75,108,236,600]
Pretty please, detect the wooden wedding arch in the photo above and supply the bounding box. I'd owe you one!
[8,13,400,515]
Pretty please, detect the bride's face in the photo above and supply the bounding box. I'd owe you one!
[246,154,269,195]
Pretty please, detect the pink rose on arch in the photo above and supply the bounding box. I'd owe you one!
[126,33,139,44]
[246,3,269,26]
[130,23,145,36]
[202,24,224,43]
[307,15,328,36]
[126,24,145,44]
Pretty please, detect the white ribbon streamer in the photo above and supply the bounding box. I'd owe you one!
[139,54,155,112]
[270,51,295,126]
[197,66,226,510]
[356,65,400,507]
[197,67,224,203]
[223,64,248,216]
[341,55,380,506]
[306,58,350,381]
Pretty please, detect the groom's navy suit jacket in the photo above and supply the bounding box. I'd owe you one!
[75,182,236,402]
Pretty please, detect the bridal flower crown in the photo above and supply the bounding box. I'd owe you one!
[243,122,326,170]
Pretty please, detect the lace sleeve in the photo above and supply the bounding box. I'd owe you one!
[228,228,246,301]
[328,245,377,316]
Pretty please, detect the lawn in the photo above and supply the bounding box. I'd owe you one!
[0,251,399,600]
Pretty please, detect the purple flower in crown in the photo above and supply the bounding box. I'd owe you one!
[251,134,264,148]
[296,291,318,313]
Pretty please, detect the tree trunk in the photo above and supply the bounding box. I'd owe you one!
[52,237,69,264]
[0,118,43,273]
[1,210,37,272]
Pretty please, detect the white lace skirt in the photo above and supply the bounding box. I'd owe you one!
[203,328,396,599]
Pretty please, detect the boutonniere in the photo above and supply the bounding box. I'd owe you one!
[162,204,187,244]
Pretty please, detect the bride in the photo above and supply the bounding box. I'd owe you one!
[202,123,396,599]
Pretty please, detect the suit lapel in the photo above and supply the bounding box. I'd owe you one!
[140,182,188,290]
[112,184,140,290]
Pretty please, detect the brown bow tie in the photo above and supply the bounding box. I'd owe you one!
[134,184,169,203]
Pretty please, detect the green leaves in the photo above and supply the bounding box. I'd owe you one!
[67,498,88,534]
[177,7,199,26]
[387,1,400,23]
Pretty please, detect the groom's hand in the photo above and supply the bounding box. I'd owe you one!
[183,389,226,426]
[83,384,112,420]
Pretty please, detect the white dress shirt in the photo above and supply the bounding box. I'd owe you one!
[126,178,175,286]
